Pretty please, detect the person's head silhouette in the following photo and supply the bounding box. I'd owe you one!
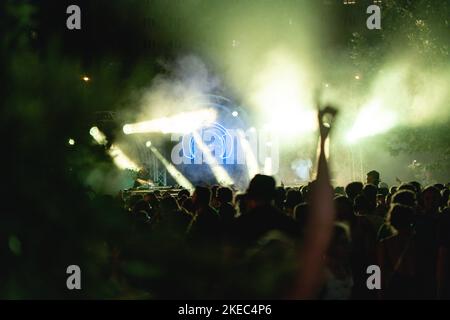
[247,174,276,204]
[422,186,441,213]
[366,170,380,186]
[388,204,414,232]
[192,186,211,209]
[391,189,416,208]
[217,187,233,204]
[285,189,303,214]
[345,181,363,202]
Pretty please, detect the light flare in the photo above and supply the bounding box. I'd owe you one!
[123,109,217,135]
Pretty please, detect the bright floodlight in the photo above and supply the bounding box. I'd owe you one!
[346,99,397,144]
[263,109,317,136]
[68,138,75,145]
[250,50,317,137]
[123,109,217,135]
[123,124,132,135]
[89,126,107,145]
[354,75,361,80]
[232,111,239,117]
[145,141,152,147]
[82,76,90,82]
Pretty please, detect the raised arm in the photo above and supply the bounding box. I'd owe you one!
[290,106,337,299]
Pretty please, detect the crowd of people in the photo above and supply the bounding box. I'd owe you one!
[125,172,450,299]
[119,109,450,300]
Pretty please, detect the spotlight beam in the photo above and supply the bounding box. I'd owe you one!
[237,130,259,179]
[192,131,234,186]
[90,126,140,172]
[149,145,194,191]
[346,99,396,143]
[123,109,217,135]
[108,144,140,172]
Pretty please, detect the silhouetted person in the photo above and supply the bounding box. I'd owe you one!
[158,195,192,233]
[363,184,378,213]
[422,186,441,215]
[377,204,420,299]
[294,202,310,235]
[398,183,417,193]
[350,194,378,299]
[437,207,450,299]
[234,193,248,217]
[366,170,380,187]
[217,186,236,233]
[414,186,441,299]
[354,194,369,216]
[389,186,398,195]
[233,175,297,245]
[345,181,363,203]
[132,193,153,217]
[188,186,220,241]
[334,195,353,223]
[440,188,449,210]
[375,193,388,218]
[409,181,422,195]
[300,185,309,201]
[210,185,220,209]
[274,187,286,211]
[285,189,303,217]
[391,189,417,208]
[321,223,353,300]
[177,189,190,200]
[334,186,346,196]
[362,184,384,238]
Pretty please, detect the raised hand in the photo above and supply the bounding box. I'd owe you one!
[318,105,338,142]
